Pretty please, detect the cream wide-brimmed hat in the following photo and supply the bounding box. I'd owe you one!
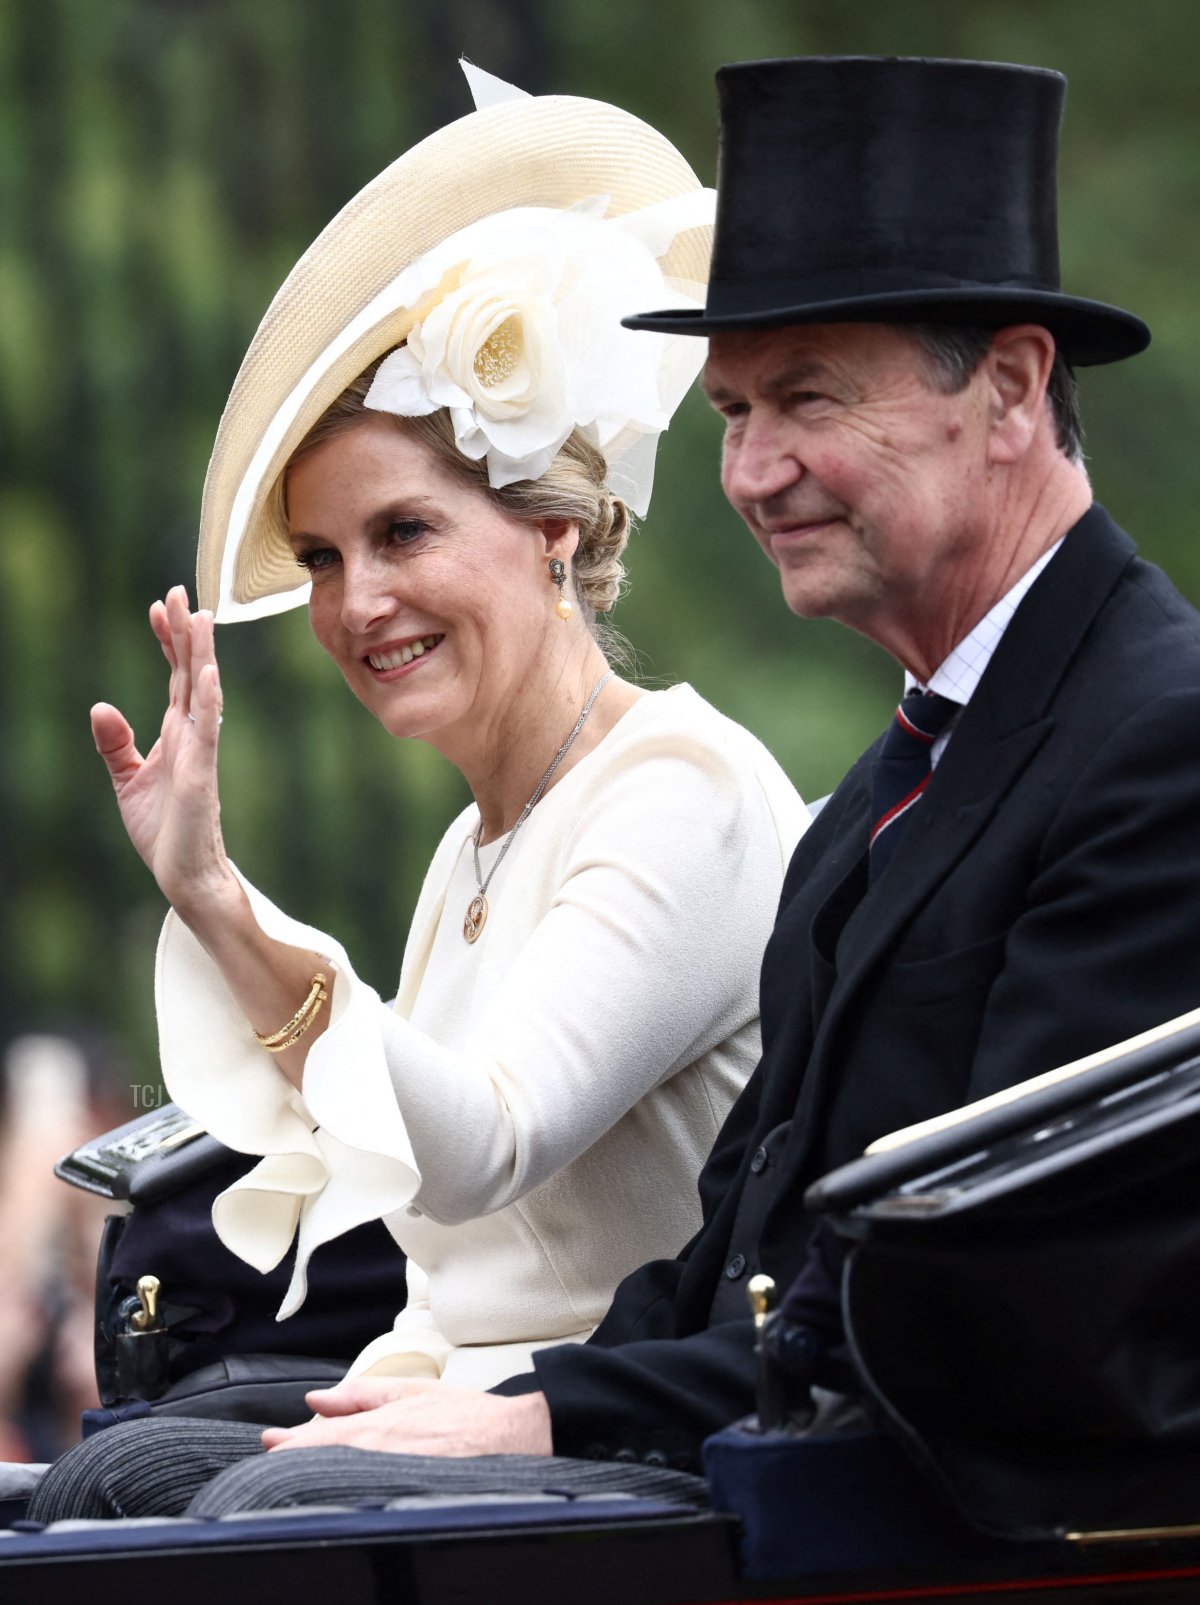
[197,65,714,622]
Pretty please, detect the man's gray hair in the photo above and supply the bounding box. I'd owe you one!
[907,324,1085,466]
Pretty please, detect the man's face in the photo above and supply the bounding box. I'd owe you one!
[703,323,994,649]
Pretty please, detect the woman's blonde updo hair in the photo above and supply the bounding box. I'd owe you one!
[279,358,633,646]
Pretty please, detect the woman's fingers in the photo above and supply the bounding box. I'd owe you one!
[149,598,177,672]
[152,587,221,731]
[184,610,224,748]
[190,662,224,743]
[90,703,143,786]
[190,611,223,724]
[164,585,194,714]
[96,593,230,893]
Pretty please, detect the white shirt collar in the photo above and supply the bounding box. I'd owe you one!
[904,538,1064,707]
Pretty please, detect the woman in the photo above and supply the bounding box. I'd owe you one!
[144,402,803,1390]
[30,68,805,1521]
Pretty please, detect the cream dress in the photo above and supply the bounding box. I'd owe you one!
[157,685,808,1388]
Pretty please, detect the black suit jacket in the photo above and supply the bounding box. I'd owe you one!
[505,505,1200,1469]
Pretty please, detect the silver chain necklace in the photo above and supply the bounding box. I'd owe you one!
[463,670,614,944]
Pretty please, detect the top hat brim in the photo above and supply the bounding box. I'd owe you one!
[624,285,1150,367]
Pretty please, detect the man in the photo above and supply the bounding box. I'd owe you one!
[62,57,1200,1498]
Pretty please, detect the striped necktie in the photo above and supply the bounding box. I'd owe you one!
[869,690,960,879]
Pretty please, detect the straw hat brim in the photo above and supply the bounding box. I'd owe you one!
[198,94,712,619]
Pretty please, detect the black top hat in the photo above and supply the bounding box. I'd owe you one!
[626,57,1149,365]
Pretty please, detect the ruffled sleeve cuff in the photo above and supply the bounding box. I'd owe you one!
[155,874,422,1319]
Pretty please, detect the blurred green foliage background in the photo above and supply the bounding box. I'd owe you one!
[4,0,1199,1082]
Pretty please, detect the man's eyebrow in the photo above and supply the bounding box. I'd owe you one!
[700,359,831,405]
[762,360,830,394]
[699,370,737,405]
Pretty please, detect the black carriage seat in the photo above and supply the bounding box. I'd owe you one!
[708,1005,1200,1579]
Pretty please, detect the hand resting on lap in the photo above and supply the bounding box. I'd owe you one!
[261,1376,553,1457]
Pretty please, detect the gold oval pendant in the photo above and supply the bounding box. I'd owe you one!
[463,893,488,944]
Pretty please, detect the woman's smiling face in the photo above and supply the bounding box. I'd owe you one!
[285,413,564,750]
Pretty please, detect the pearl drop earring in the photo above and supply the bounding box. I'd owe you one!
[549,558,572,620]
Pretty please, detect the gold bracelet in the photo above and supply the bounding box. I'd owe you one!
[253,972,329,1054]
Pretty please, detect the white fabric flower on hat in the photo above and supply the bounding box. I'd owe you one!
[364,193,712,513]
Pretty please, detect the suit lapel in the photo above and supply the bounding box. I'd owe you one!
[808,806,871,1031]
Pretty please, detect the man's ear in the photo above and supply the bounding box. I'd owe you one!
[984,325,1057,465]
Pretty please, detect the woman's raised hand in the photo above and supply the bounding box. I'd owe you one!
[91,585,236,919]
[94,587,330,1079]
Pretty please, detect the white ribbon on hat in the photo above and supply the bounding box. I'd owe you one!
[459,58,531,109]
[362,56,711,514]
[362,190,711,516]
